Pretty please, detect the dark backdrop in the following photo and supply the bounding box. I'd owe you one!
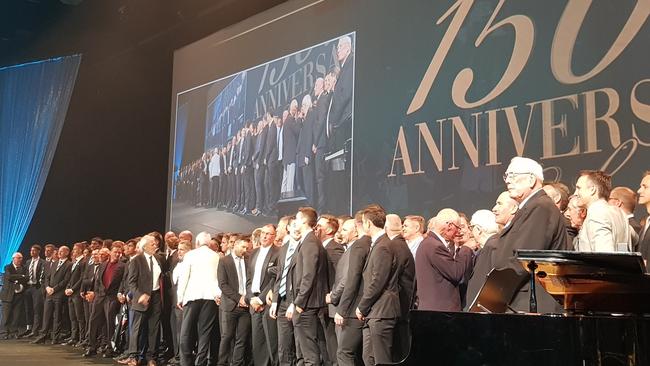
[0,0,286,250]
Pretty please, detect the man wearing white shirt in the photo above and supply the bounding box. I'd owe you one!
[402,215,425,258]
[176,232,221,366]
[209,148,221,207]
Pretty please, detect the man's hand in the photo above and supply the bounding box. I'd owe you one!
[286,303,295,320]
[138,293,150,306]
[269,303,278,319]
[304,157,309,165]
[117,293,126,304]
[177,302,184,310]
[334,312,344,326]
[295,305,303,314]
[325,292,331,304]
[463,238,480,251]
[355,307,364,321]
[86,291,95,302]
[238,295,248,308]
[215,295,221,306]
[46,286,54,296]
[266,290,273,306]
[64,289,73,296]
[312,145,317,154]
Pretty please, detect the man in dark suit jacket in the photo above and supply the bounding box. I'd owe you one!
[124,236,164,366]
[296,97,315,205]
[241,124,255,213]
[493,157,568,313]
[270,218,300,366]
[80,249,100,345]
[252,119,268,216]
[218,238,251,366]
[388,233,416,361]
[356,206,400,366]
[316,214,345,366]
[327,36,354,153]
[415,209,474,312]
[21,244,45,338]
[331,218,368,366]
[84,246,126,357]
[288,207,329,366]
[63,243,87,345]
[282,103,301,197]
[245,224,279,366]
[263,115,281,213]
[312,78,332,212]
[33,246,72,344]
[1,253,28,339]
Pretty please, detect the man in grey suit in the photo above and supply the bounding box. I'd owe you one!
[574,170,631,252]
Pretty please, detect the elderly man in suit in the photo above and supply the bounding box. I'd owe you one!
[177,232,221,366]
[1,252,28,339]
[246,224,279,366]
[121,235,164,366]
[574,170,631,252]
[33,246,72,344]
[415,209,474,312]
[218,238,251,366]
[493,156,568,313]
[281,102,301,198]
[83,246,126,357]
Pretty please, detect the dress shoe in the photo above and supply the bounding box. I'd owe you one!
[51,338,61,345]
[31,335,47,344]
[82,349,97,357]
[17,329,31,338]
[102,350,114,358]
[20,331,37,339]
[62,339,77,346]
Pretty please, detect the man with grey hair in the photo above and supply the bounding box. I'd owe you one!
[296,94,315,205]
[415,209,474,312]
[176,231,221,366]
[1,252,28,339]
[493,157,568,313]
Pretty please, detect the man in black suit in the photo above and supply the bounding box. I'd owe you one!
[296,96,315,205]
[218,238,251,366]
[246,224,279,366]
[263,113,281,214]
[311,78,331,212]
[241,123,256,214]
[282,102,301,198]
[356,206,400,366]
[122,235,164,366]
[1,252,28,339]
[287,206,329,366]
[63,243,87,346]
[334,212,370,366]
[252,118,268,216]
[83,246,125,357]
[493,157,568,312]
[33,246,72,344]
[637,171,650,261]
[316,214,345,365]
[80,248,100,346]
[21,244,45,338]
[609,186,642,234]
[270,216,300,366]
[327,36,354,152]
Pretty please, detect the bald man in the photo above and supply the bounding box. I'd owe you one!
[415,209,474,312]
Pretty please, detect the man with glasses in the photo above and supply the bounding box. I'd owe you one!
[415,208,474,312]
[493,157,567,313]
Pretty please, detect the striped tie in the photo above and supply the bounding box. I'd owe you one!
[278,242,297,297]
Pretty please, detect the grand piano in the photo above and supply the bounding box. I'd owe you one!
[396,251,650,366]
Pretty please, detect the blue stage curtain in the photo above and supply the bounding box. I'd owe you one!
[0,55,81,268]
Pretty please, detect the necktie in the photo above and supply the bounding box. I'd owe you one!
[149,255,154,271]
[237,258,245,295]
[278,243,296,297]
[29,260,35,283]
[56,260,64,271]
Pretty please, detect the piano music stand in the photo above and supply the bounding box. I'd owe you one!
[516,250,650,314]
[467,267,528,313]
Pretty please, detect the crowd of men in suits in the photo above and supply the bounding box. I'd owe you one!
[2,156,650,366]
[175,35,354,216]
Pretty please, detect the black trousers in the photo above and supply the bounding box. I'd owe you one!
[276,298,296,366]
[319,310,338,366]
[243,166,255,210]
[83,297,92,342]
[24,285,43,333]
[218,174,227,207]
[129,292,161,361]
[300,164,314,206]
[361,318,396,366]
[227,173,236,207]
[2,295,25,334]
[266,162,282,212]
[336,318,363,366]
[67,294,85,341]
[180,299,219,366]
[254,165,266,210]
[293,307,322,366]
[88,295,119,350]
[41,295,65,340]
[210,176,219,206]
[314,149,327,212]
[250,305,278,366]
[218,307,250,366]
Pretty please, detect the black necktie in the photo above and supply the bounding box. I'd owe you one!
[149,255,154,272]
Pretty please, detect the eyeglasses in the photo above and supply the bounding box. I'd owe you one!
[447,221,461,230]
[503,172,531,183]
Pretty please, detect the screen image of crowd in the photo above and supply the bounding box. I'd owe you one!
[2,156,650,365]
[173,34,354,222]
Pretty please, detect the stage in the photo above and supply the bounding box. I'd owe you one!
[169,201,277,234]
[0,338,112,366]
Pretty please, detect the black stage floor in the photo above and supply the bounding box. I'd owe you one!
[169,201,277,234]
[0,338,113,365]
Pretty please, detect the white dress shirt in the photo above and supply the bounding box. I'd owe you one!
[144,253,162,291]
[407,235,424,258]
[233,253,247,296]
[251,246,271,294]
[177,245,221,305]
